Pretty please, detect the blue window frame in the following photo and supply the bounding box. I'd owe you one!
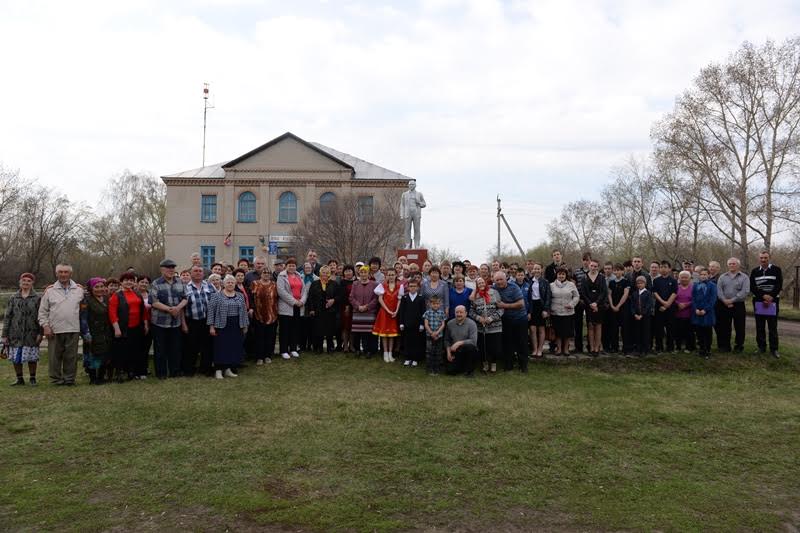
[237,191,257,223]
[201,194,217,222]
[239,246,254,265]
[200,246,215,269]
[278,191,297,223]
[357,195,374,223]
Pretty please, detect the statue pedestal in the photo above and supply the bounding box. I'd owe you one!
[397,248,428,267]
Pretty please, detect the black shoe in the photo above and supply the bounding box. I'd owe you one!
[771,350,780,359]
[29,377,37,386]
[10,377,24,386]
[733,346,744,354]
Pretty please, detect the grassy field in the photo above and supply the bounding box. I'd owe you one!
[1,345,799,532]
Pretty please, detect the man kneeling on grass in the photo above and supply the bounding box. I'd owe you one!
[445,305,479,377]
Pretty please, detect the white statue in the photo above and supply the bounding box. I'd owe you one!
[400,179,426,249]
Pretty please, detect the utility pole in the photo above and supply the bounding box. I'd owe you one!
[496,196,501,258]
[496,196,525,257]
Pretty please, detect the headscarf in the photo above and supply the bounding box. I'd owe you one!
[19,272,35,282]
[476,284,491,303]
[87,277,106,290]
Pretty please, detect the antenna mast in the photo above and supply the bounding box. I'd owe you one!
[202,82,214,167]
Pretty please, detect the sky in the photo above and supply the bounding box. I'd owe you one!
[2,0,799,263]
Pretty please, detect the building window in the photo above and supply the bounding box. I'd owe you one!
[201,194,217,223]
[357,195,374,223]
[200,246,215,269]
[319,192,336,222]
[237,191,257,223]
[278,191,298,223]
[239,246,254,265]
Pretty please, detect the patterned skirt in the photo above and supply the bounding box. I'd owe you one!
[9,346,40,364]
[351,311,376,334]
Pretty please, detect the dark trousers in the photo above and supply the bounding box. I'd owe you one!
[402,329,425,362]
[254,320,278,359]
[300,316,314,351]
[652,308,675,352]
[632,315,651,355]
[136,330,152,376]
[573,303,585,352]
[446,343,478,375]
[622,312,635,353]
[713,300,727,350]
[754,300,779,352]
[696,325,713,355]
[426,337,444,373]
[502,317,529,371]
[353,332,378,354]
[182,318,212,375]
[716,301,746,351]
[152,326,182,378]
[602,311,616,351]
[674,317,695,351]
[477,331,502,364]
[114,325,143,376]
[279,314,300,354]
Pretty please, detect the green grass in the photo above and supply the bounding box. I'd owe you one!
[1,345,799,532]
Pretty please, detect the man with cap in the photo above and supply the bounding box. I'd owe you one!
[272,259,285,282]
[149,258,188,378]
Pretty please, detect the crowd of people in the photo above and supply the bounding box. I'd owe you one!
[1,247,784,386]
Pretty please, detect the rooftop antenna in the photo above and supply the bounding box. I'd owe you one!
[202,82,214,167]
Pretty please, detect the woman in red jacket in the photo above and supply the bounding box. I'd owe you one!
[109,272,150,380]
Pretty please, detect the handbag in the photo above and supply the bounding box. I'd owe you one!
[0,342,8,360]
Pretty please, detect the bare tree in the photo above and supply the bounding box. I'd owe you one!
[546,199,603,255]
[85,171,166,274]
[293,190,404,264]
[653,38,800,267]
[423,244,464,265]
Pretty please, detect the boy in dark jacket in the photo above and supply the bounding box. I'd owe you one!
[630,276,654,356]
[398,279,426,367]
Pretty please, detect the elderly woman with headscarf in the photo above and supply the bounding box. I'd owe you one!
[2,273,43,386]
[349,265,379,358]
[207,274,250,379]
[80,277,114,384]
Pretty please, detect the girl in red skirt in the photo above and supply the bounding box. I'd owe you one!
[373,268,404,362]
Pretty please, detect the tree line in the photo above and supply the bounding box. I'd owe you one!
[0,167,165,286]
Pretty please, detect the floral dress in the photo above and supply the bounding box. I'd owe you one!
[2,290,42,363]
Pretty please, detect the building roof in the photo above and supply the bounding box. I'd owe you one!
[162,132,412,181]
[162,161,228,179]
[310,142,413,181]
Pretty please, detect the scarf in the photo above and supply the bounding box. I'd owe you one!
[477,286,491,303]
[303,273,315,285]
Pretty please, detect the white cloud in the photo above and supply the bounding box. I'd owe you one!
[1,0,798,262]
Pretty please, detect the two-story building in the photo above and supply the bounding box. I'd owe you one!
[161,132,411,268]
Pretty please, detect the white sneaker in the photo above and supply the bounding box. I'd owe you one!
[383,352,388,362]
[224,368,238,378]
[412,361,418,367]
[138,375,147,380]
[264,357,272,364]
[281,353,290,360]
[256,359,264,366]
[388,354,395,362]
[290,351,300,358]
[403,360,411,366]
[215,370,224,380]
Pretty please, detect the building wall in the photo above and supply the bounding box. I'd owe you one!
[164,178,404,268]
